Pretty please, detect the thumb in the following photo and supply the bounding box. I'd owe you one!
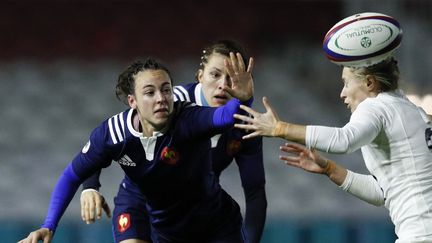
[103,201,112,218]
[262,97,272,111]
[43,233,52,243]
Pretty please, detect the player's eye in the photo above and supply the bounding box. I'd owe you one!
[144,90,155,96]
[162,88,172,94]
[209,72,220,79]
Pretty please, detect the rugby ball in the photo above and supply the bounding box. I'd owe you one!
[323,12,403,67]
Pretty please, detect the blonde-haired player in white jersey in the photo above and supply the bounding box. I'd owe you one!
[234,57,432,243]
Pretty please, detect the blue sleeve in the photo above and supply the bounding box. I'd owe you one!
[235,136,267,243]
[81,169,102,190]
[175,97,253,142]
[41,164,82,232]
[212,98,241,129]
[212,97,253,128]
[41,121,117,232]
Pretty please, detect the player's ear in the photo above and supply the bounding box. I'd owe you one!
[128,94,137,109]
[196,69,204,83]
[365,75,379,92]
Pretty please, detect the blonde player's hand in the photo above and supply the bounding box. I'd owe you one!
[18,228,53,243]
[80,189,111,224]
[234,97,280,139]
[279,143,328,174]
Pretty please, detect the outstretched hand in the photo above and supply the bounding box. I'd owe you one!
[223,52,254,102]
[234,97,280,139]
[279,143,328,174]
[18,228,53,243]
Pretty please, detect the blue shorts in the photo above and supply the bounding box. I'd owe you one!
[112,182,151,243]
[112,180,244,243]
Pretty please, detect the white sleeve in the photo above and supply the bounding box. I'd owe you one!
[339,170,385,206]
[305,100,382,153]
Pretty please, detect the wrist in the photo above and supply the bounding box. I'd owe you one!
[81,188,100,197]
[324,159,336,176]
[274,121,287,137]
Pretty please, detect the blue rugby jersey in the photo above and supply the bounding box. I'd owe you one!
[44,100,245,241]
[84,83,267,242]
[174,83,266,242]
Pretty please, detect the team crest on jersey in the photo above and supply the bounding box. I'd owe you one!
[82,141,91,153]
[117,155,136,167]
[160,146,179,165]
[117,213,131,233]
[227,139,242,156]
[426,128,432,151]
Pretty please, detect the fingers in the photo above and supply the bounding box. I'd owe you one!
[94,194,103,220]
[102,200,112,218]
[43,235,51,243]
[239,104,261,117]
[81,190,110,223]
[279,155,302,169]
[81,191,96,224]
[225,52,252,76]
[233,113,254,124]
[224,58,236,78]
[229,52,240,74]
[262,97,274,112]
[246,57,254,73]
[234,122,255,131]
[19,228,51,243]
[279,145,300,154]
[282,143,307,152]
[236,53,245,72]
[80,194,86,221]
[242,131,261,140]
[86,196,95,224]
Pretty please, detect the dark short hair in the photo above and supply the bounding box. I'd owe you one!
[116,58,172,105]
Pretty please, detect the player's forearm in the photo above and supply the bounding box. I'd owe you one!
[274,121,306,144]
[323,160,348,186]
[244,188,267,243]
[339,170,385,206]
[42,164,82,232]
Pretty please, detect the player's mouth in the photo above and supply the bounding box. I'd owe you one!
[343,101,350,110]
[213,95,228,104]
[154,108,169,116]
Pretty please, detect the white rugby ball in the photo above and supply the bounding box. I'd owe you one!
[323,12,403,67]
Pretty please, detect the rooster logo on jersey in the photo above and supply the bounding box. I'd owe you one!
[161,146,180,165]
[117,213,131,233]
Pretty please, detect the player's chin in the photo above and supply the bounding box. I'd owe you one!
[153,114,170,124]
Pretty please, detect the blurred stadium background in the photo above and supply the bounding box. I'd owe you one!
[1,0,431,242]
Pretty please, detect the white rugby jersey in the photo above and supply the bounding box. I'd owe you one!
[306,90,432,241]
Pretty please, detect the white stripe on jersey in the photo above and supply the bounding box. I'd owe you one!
[108,113,126,144]
[173,89,185,101]
[194,83,203,106]
[108,117,118,144]
[174,86,191,102]
[119,112,125,137]
[114,114,124,143]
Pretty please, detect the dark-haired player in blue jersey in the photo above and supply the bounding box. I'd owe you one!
[19,55,254,243]
[80,40,267,243]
